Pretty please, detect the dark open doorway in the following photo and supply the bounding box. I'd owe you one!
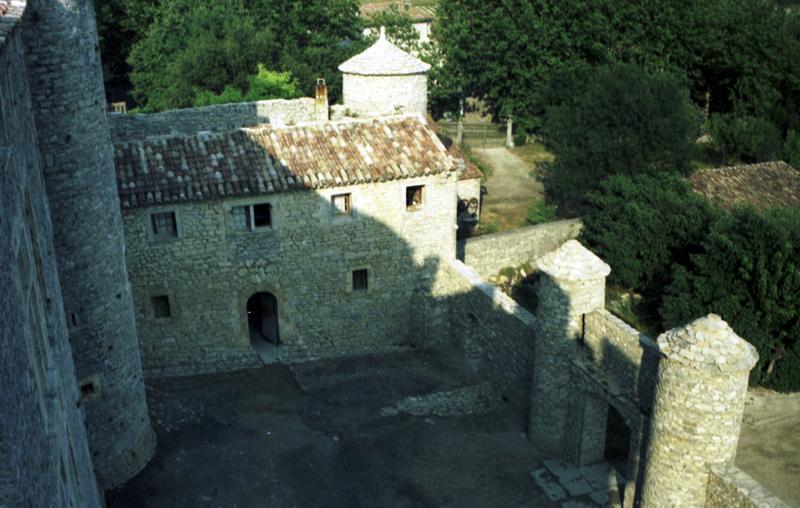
[247,292,280,348]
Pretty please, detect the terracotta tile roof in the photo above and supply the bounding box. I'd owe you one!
[448,144,482,180]
[113,115,457,209]
[689,161,800,210]
[360,2,436,23]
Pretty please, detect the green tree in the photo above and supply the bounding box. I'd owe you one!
[660,207,800,389]
[128,0,277,111]
[541,64,700,212]
[710,114,783,164]
[582,173,716,294]
[194,67,302,107]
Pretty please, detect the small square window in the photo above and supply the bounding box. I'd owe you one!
[252,203,272,228]
[352,269,368,291]
[232,205,251,230]
[332,193,352,216]
[151,295,171,319]
[151,212,177,238]
[406,185,424,210]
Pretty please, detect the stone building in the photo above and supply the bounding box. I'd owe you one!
[113,115,462,375]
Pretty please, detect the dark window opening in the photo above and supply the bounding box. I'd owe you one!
[253,203,272,228]
[246,292,280,345]
[406,185,424,210]
[332,193,352,216]
[78,377,100,402]
[151,295,171,319]
[69,312,79,328]
[352,269,369,291]
[151,212,177,238]
[80,382,95,398]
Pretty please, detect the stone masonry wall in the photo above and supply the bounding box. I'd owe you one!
[123,175,458,377]
[459,219,582,278]
[706,464,791,508]
[0,7,101,504]
[582,309,659,418]
[109,98,317,142]
[413,259,537,417]
[342,73,428,117]
[22,0,155,488]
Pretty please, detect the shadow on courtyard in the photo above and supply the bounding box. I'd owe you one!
[106,350,554,508]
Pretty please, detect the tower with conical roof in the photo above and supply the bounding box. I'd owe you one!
[339,26,431,117]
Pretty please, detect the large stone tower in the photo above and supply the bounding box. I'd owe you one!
[21,0,155,488]
[339,26,430,117]
[639,314,757,506]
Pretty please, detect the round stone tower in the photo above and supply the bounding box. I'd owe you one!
[528,240,610,454]
[338,26,431,117]
[21,0,155,488]
[639,314,758,507]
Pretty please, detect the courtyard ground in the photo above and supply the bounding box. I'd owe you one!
[737,389,800,506]
[106,351,622,508]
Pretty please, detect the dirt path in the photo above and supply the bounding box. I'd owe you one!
[474,147,544,230]
[736,389,800,506]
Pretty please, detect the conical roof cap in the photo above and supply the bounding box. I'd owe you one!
[339,26,431,76]
[657,314,758,373]
[537,240,611,281]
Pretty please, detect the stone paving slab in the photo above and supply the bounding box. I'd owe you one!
[533,460,624,507]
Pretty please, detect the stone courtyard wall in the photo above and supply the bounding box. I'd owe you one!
[0,5,101,504]
[414,259,537,417]
[459,219,582,278]
[582,309,660,417]
[123,175,458,377]
[109,98,317,142]
[706,464,791,508]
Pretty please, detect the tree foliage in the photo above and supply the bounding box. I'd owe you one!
[582,173,716,293]
[541,64,700,212]
[660,207,800,390]
[194,67,301,107]
[431,0,800,142]
[124,0,362,111]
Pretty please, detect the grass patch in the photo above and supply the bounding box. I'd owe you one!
[526,200,557,225]
[512,140,554,167]
[605,286,662,338]
[465,149,493,180]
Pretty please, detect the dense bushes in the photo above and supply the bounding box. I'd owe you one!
[581,173,716,292]
[541,65,700,213]
[710,114,784,164]
[660,207,800,389]
[584,172,800,390]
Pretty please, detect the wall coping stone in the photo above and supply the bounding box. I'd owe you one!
[536,239,611,281]
[0,0,25,50]
[657,314,758,373]
[708,464,792,508]
[448,258,537,327]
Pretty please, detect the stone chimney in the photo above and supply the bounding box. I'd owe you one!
[315,78,329,123]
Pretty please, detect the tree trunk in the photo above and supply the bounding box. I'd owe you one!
[506,117,514,148]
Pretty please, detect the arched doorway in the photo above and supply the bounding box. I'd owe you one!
[246,292,280,350]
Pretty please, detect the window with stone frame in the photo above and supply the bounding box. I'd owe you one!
[352,268,368,291]
[232,203,272,231]
[405,185,424,210]
[150,211,177,239]
[151,295,171,319]
[331,193,352,216]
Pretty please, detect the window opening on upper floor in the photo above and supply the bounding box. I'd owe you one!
[331,193,352,216]
[151,211,177,239]
[406,185,424,210]
[232,203,272,231]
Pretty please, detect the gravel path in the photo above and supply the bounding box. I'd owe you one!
[474,147,544,228]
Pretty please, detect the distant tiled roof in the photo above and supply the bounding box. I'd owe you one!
[689,161,800,210]
[360,2,436,23]
[339,27,430,76]
[448,144,482,180]
[113,115,456,209]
